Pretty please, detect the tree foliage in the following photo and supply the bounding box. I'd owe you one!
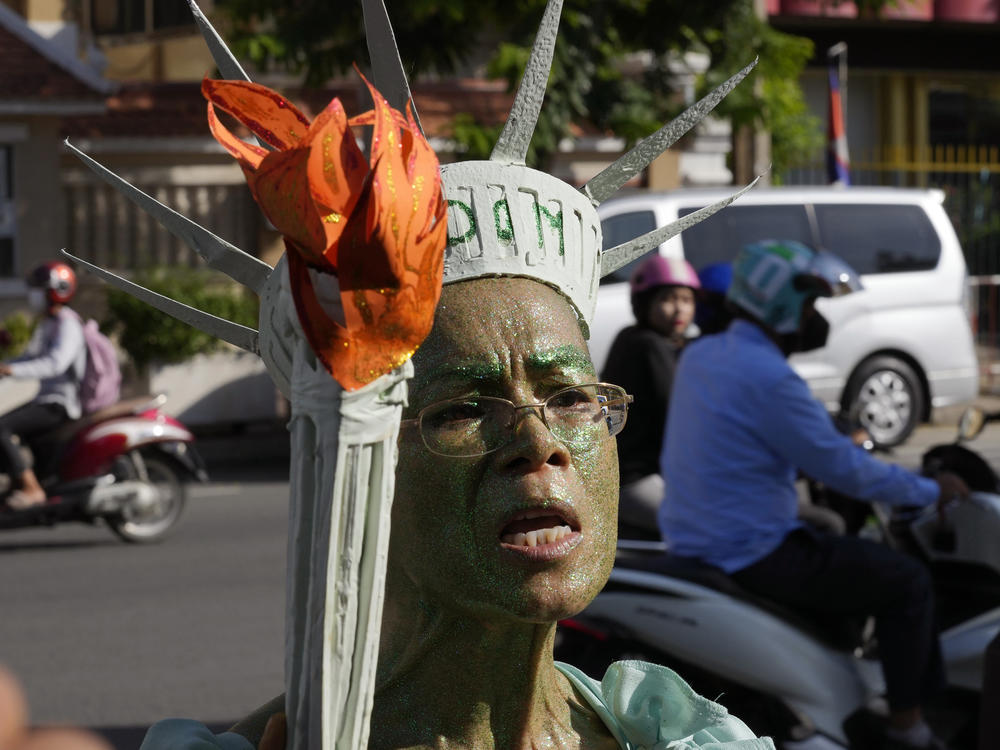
[695,2,824,182]
[0,312,35,359]
[104,268,259,371]
[214,0,892,175]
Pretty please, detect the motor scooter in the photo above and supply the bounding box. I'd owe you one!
[557,409,1000,749]
[0,393,207,543]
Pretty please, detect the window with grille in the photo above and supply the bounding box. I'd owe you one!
[89,0,195,37]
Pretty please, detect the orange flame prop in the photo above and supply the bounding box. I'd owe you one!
[203,75,447,391]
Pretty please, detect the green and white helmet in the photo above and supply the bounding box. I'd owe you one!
[726,240,862,334]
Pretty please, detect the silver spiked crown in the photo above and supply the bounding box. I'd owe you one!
[63,0,757,383]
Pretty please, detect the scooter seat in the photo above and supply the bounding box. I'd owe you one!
[615,548,747,597]
[43,394,167,443]
[614,549,866,652]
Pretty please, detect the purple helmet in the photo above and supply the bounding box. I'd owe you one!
[629,255,701,295]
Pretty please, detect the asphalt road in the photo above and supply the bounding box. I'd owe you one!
[0,467,289,749]
[3,407,1000,750]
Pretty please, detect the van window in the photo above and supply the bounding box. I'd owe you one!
[814,204,941,274]
[600,210,659,283]
[677,204,813,270]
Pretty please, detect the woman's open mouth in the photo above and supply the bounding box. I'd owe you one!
[499,509,582,561]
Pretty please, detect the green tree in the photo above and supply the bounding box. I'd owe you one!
[215,0,895,175]
[0,312,35,359]
[695,3,824,180]
[104,268,259,373]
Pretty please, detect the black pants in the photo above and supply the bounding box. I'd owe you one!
[0,402,67,476]
[732,527,945,712]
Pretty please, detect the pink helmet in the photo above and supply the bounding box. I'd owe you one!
[629,255,701,295]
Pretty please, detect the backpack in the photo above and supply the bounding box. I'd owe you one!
[70,311,122,414]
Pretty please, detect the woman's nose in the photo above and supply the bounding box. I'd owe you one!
[498,408,571,473]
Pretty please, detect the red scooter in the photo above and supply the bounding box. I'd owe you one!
[0,394,207,542]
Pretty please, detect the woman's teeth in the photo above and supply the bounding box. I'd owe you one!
[501,525,573,547]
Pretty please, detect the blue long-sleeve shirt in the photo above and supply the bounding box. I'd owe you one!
[658,319,939,573]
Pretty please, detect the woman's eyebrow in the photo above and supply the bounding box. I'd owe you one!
[526,346,595,375]
[415,360,505,394]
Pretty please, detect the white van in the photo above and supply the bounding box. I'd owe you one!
[590,186,979,446]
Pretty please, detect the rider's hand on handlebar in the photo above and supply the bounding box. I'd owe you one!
[850,427,872,447]
[0,364,11,378]
[935,471,970,511]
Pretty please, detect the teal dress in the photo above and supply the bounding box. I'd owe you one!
[140,661,774,750]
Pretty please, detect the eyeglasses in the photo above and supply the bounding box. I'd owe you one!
[402,382,633,458]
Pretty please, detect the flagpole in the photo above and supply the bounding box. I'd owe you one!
[829,42,848,126]
[826,41,850,187]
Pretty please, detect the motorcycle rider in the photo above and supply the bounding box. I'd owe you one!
[601,255,700,537]
[659,240,969,750]
[0,262,86,510]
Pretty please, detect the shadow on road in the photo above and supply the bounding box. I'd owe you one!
[204,462,289,484]
[0,538,116,553]
[93,722,232,750]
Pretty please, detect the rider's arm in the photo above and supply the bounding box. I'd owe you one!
[6,314,83,381]
[762,369,939,508]
[3,324,43,366]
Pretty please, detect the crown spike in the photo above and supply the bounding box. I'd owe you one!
[489,0,564,165]
[600,175,763,277]
[583,58,758,205]
[62,250,260,354]
[65,140,272,294]
[187,1,272,151]
[362,0,423,134]
[187,0,252,83]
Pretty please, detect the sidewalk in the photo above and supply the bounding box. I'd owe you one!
[931,393,1000,427]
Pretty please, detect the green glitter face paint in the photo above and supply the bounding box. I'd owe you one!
[392,278,619,625]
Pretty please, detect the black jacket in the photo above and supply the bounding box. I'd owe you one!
[600,325,683,486]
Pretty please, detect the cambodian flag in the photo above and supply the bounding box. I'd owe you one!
[827,49,850,186]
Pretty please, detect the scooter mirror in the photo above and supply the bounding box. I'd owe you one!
[957,407,986,442]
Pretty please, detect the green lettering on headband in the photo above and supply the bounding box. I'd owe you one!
[447,200,476,247]
[535,202,565,257]
[447,195,564,256]
[494,199,514,244]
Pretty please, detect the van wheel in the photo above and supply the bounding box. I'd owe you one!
[845,356,924,448]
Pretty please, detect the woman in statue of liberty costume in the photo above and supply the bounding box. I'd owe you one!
[188,274,771,750]
[64,1,769,748]
[190,280,772,750]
